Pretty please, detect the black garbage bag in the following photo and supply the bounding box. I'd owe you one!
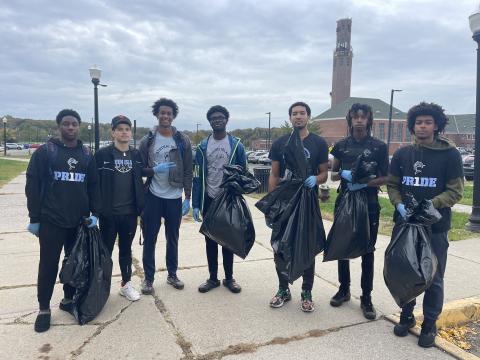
[200,164,260,259]
[60,226,90,290]
[323,189,371,261]
[384,195,441,307]
[255,129,326,283]
[351,148,378,184]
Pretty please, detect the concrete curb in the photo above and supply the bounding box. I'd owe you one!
[385,296,480,360]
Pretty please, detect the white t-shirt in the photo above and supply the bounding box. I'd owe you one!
[149,132,183,199]
[206,135,231,198]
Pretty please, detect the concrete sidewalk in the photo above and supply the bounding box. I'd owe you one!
[1,173,479,359]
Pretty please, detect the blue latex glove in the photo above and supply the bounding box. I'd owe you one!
[182,199,190,216]
[347,183,368,192]
[86,215,98,228]
[192,208,201,222]
[153,162,176,174]
[340,169,353,182]
[396,203,407,220]
[304,175,317,188]
[27,223,40,237]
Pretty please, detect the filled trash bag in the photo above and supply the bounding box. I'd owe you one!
[200,164,260,259]
[60,226,90,290]
[323,189,371,261]
[351,148,378,184]
[384,195,441,307]
[60,222,113,325]
[256,129,326,283]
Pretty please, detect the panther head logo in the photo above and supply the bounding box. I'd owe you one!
[413,161,425,175]
[67,158,78,171]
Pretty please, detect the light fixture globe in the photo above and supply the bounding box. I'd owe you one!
[470,7,480,35]
[89,65,101,80]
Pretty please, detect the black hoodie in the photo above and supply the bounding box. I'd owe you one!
[25,138,101,228]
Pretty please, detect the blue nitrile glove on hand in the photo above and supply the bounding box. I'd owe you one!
[86,216,98,228]
[347,183,368,192]
[192,208,201,222]
[396,203,407,220]
[27,223,40,237]
[340,169,353,182]
[304,175,317,188]
[182,199,190,216]
[153,162,176,174]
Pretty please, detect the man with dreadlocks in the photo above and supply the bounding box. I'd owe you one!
[388,102,463,348]
[329,103,388,320]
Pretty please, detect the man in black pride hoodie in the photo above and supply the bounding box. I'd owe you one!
[25,109,101,333]
[387,102,464,348]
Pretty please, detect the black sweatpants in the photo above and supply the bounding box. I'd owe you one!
[37,221,77,310]
[337,202,380,296]
[275,254,315,291]
[100,214,137,284]
[203,195,234,281]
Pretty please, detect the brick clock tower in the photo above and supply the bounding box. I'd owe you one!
[331,18,353,107]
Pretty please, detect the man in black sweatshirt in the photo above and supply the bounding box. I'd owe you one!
[25,109,101,333]
[387,102,464,348]
[95,115,145,302]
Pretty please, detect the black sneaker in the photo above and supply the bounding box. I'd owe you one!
[34,311,51,333]
[141,279,154,295]
[360,295,376,320]
[300,290,315,312]
[59,299,74,315]
[167,275,184,290]
[269,288,292,308]
[418,323,437,348]
[393,315,416,337]
[330,289,350,307]
[222,278,242,293]
[198,279,220,293]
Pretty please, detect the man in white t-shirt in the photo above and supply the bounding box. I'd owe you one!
[192,105,247,294]
[138,98,193,295]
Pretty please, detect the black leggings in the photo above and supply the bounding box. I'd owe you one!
[37,221,77,310]
[100,214,137,284]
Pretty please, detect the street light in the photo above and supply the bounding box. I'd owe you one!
[266,112,271,150]
[87,124,92,150]
[2,117,7,157]
[89,65,107,152]
[466,7,480,232]
[387,89,402,154]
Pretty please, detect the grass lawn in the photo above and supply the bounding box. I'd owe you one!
[249,188,477,241]
[459,184,472,206]
[0,159,28,188]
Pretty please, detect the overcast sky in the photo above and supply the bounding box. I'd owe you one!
[0,0,478,131]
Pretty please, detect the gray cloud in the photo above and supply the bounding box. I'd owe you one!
[0,0,477,130]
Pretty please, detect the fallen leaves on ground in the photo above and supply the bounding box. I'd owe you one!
[438,323,478,350]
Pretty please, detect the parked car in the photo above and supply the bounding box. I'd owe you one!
[258,153,272,165]
[5,143,22,150]
[29,143,42,149]
[248,150,268,164]
[463,155,475,181]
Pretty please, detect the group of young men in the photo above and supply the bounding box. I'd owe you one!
[26,98,463,350]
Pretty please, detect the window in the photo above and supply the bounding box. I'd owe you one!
[406,130,412,142]
[379,123,385,141]
[396,123,403,142]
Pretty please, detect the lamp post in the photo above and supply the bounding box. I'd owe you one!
[87,124,92,150]
[2,117,6,157]
[466,7,480,232]
[133,119,137,148]
[266,112,271,150]
[89,65,107,152]
[387,89,402,154]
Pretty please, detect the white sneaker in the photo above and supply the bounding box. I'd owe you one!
[119,281,140,301]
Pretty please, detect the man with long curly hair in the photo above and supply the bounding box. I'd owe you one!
[387,102,464,348]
